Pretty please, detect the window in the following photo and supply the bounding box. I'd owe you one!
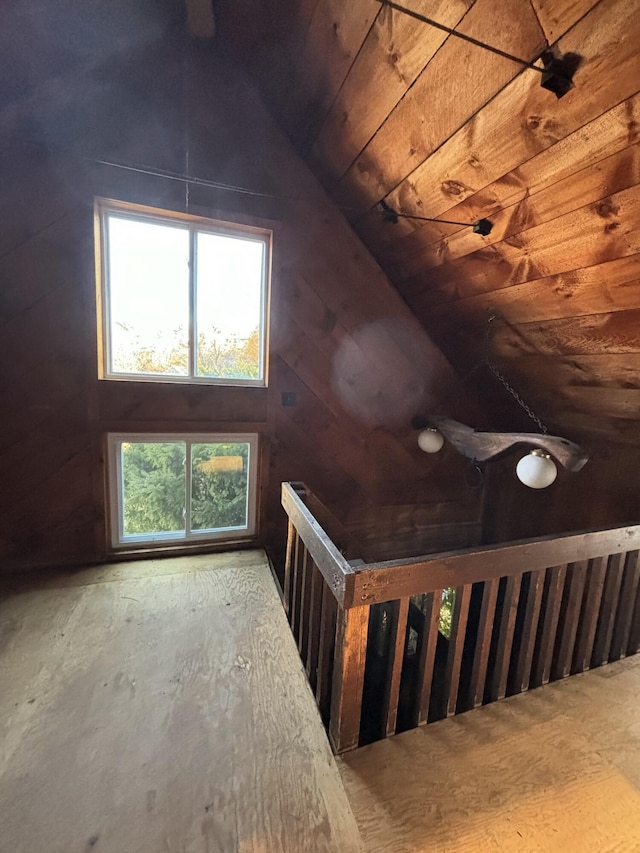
[107,433,259,549]
[96,199,271,385]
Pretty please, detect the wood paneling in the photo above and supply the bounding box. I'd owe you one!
[0,11,480,574]
[222,0,640,543]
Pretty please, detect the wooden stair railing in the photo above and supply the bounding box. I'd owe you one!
[281,482,640,754]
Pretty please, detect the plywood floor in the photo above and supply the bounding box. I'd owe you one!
[339,654,640,852]
[0,551,363,853]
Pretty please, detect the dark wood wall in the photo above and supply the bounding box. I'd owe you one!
[0,13,482,574]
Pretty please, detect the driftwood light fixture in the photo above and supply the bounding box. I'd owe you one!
[413,415,588,489]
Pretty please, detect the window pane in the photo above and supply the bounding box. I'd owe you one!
[191,442,249,531]
[107,216,190,376]
[121,442,186,538]
[195,232,265,380]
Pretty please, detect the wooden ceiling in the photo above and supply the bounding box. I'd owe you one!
[216,0,640,447]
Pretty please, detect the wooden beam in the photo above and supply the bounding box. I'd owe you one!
[329,604,370,753]
[382,596,410,736]
[468,577,499,708]
[443,584,472,715]
[488,574,522,702]
[532,564,567,686]
[414,590,442,725]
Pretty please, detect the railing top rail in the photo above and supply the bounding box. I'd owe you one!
[282,483,640,609]
[351,524,640,606]
[281,483,354,607]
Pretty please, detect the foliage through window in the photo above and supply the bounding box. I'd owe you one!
[96,200,271,385]
[107,433,259,548]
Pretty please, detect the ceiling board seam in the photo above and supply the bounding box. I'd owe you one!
[334,2,550,212]
[527,0,545,44]
[387,93,640,258]
[307,7,384,153]
[403,144,640,271]
[291,0,323,67]
[316,0,480,186]
[497,307,640,333]
[398,179,640,299]
[346,62,533,219]
[430,268,640,320]
[354,0,619,226]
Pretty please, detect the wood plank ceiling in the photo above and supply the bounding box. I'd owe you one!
[217,0,640,447]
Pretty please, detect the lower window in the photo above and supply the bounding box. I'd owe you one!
[107,433,259,549]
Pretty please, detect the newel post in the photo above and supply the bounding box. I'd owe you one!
[328,603,370,754]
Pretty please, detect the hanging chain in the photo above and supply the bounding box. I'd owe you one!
[484,315,549,435]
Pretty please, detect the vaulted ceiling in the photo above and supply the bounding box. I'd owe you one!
[216,0,640,447]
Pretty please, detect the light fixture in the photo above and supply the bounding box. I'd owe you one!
[417,427,445,453]
[412,313,588,488]
[375,0,579,99]
[380,200,493,236]
[516,449,557,489]
[414,415,586,489]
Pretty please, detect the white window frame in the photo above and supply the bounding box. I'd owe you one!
[107,432,259,550]
[95,198,272,387]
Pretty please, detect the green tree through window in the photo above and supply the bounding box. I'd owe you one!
[120,440,250,539]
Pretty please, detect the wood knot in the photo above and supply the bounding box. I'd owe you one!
[604,220,620,233]
[595,199,619,218]
[526,115,542,130]
[441,179,467,197]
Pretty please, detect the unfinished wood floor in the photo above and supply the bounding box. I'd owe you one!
[0,551,363,853]
[340,654,640,852]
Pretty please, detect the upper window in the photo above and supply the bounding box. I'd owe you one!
[96,199,271,385]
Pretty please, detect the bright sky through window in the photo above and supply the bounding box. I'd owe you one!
[99,201,270,384]
[108,216,190,374]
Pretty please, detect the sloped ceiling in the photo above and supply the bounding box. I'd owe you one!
[216,0,640,447]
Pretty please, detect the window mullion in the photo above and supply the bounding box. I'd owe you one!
[189,227,197,378]
[185,440,192,539]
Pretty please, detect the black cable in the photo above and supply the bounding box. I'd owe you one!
[376,0,547,73]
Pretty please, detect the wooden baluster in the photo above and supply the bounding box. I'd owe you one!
[443,584,472,717]
[382,597,410,738]
[468,578,499,709]
[488,574,522,702]
[610,550,640,661]
[531,565,567,687]
[298,547,312,657]
[553,560,588,680]
[283,520,294,616]
[592,553,625,667]
[511,569,545,695]
[414,591,442,726]
[572,556,607,673]
[627,576,640,656]
[329,604,370,754]
[316,583,338,723]
[306,563,324,691]
[291,538,305,641]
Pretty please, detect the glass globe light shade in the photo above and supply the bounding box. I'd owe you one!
[417,428,444,454]
[516,450,557,489]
